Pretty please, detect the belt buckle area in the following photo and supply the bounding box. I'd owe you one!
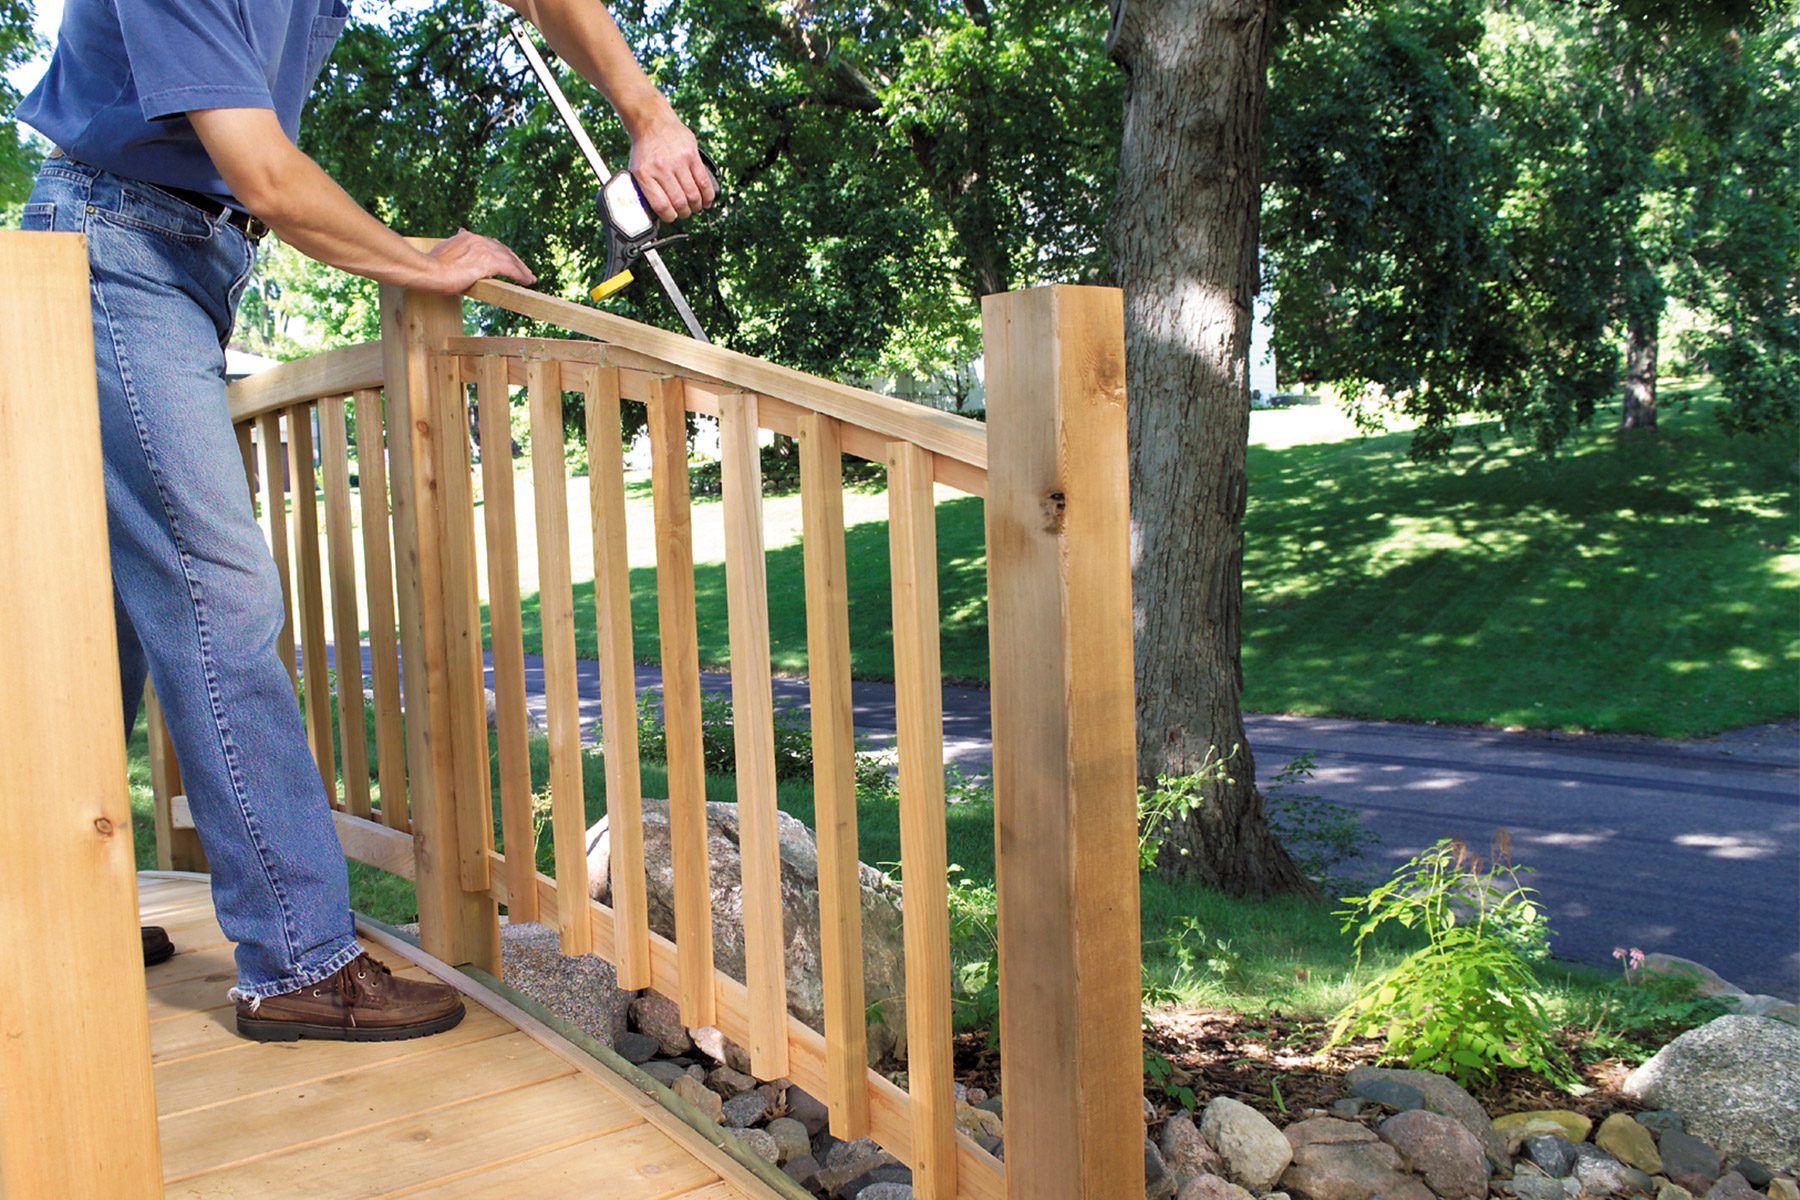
[244,214,271,243]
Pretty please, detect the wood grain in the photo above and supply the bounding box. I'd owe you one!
[288,403,338,799]
[352,389,410,832]
[226,340,383,424]
[320,395,373,819]
[257,411,298,691]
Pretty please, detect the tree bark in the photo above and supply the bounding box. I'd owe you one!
[1621,305,1659,429]
[1108,0,1309,896]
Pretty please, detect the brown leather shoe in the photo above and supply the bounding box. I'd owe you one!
[142,926,174,967]
[235,952,465,1043]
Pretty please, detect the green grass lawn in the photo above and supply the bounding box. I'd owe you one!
[492,382,1794,737]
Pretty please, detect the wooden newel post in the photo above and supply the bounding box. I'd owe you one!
[0,231,163,1196]
[983,285,1144,1200]
[379,283,500,974]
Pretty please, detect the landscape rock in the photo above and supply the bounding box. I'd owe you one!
[722,1089,769,1128]
[497,922,633,1046]
[1514,1175,1570,1200]
[1147,1137,1179,1200]
[616,1031,660,1064]
[857,1185,916,1200]
[1767,1179,1799,1200]
[1569,1144,1641,1198]
[642,1060,689,1087]
[1637,1112,1686,1137]
[1177,1174,1256,1200]
[1330,1098,1368,1119]
[690,1025,755,1076]
[1349,1072,1429,1113]
[1657,1130,1722,1194]
[1705,1174,1762,1200]
[1161,1111,1227,1181]
[1281,1118,1435,1200]
[707,1065,758,1097]
[1641,955,1745,999]
[1598,1114,1663,1174]
[1658,1185,1696,1200]
[672,1074,724,1123]
[1201,1097,1294,1190]
[1733,1162,1774,1190]
[591,801,910,1065]
[954,1100,1003,1140]
[734,1127,780,1164]
[1379,1109,1490,1200]
[1624,1015,1800,1173]
[783,1154,821,1188]
[1346,1066,1508,1171]
[1524,1137,1580,1179]
[766,1116,811,1164]
[629,992,692,1056]
[1496,1112,1595,1153]
[816,1137,889,1195]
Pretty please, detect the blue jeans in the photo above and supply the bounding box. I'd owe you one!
[22,155,362,999]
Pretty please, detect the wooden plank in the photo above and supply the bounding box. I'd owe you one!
[581,363,651,988]
[719,391,789,1082]
[797,412,869,1137]
[466,278,988,472]
[983,285,1142,1200]
[257,411,299,691]
[288,403,337,798]
[886,441,958,1200]
[477,355,540,924]
[235,421,257,499]
[528,357,593,955]
[438,357,495,894]
[379,284,501,974]
[160,1031,574,1181]
[646,375,716,1027]
[0,230,162,1198]
[163,1074,638,1199]
[320,396,374,819]
[333,810,417,879]
[145,683,208,872]
[354,388,411,832]
[387,1122,720,1200]
[226,340,384,424]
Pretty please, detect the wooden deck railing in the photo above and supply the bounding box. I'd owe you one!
[7,228,1143,1200]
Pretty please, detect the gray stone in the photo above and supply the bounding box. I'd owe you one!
[767,1116,812,1164]
[1330,1098,1367,1119]
[783,1154,822,1188]
[839,1165,913,1198]
[1658,1130,1722,1194]
[787,1086,830,1137]
[672,1074,723,1124]
[1346,1066,1508,1172]
[976,1096,1004,1117]
[1525,1136,1581,1179]
[1350,1074,1430,1113]
[975,1134,1001,1155]
[1704,1174,1761,1200]
[1637,1112,1686,1137]
[1147,1137,1178,1200]
[591,800,911,1066]
[1624,1016,1800,1173]
[1161,1111,1226,1181]
[1641,955,1746,999]
[1379,1109,1489,1200]
[1516,1176,1571,1200]
[1569,1143,1638,1197]
[642,1060,689,1087]
[1732,1161,1773,1189]
[1177,1175,1256,1200]
[690,1025,755,1076]
[1598,1114,1664,1174]
[815,1137,888,1195]
[1281,1118,1435,1200]
[615,1031,660,1064]
[497,922,632,1047]
[627,990,692,1056]
[857,1185,916,1200]
[735,1127,781,1164]
[723,1090,769,1128]
[1496,1112,1595,1152]
[1656,1185,1695,1200]
[708,1065,758,1097]
[1201,1097,1293,1191]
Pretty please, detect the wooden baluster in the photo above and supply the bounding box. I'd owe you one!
[379,284,499,974]
[258,410,298,692]
[0,228,162,1196]
[236,422,256,498]
[527,358,592,954]
[798,411,870,1137]
[720,391,790,1081]
[145,682,207,872]
[647,374,716,1027]
[438,360,494,893]
[983,285,1142,1200]
[887,441,958,1200]
[478,355,539,923]
[582,362,651,988]
[320,395,373,820]
[288,403,337,800]
[354,388,410,832]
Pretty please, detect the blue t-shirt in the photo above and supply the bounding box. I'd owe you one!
[16,0,349,204]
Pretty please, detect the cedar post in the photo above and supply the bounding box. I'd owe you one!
[982,285,1144,1199]
[0,231,163,1196]
[378,283,500,973]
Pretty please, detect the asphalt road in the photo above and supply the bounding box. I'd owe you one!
[347,644,1800,998]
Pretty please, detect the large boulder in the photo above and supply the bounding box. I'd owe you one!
[1200,1097,1293,1191]
[1623,1015,1800,1173]
[1378,1110,1490,1200]
[1281,1118,1435,1200]
[589,799,909,1064]
[497,921,632,1046]
[1346,1066,1508,1171]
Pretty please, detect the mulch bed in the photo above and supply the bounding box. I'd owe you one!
[950,1007,1646,1130]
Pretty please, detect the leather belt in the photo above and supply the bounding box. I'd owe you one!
[155,183,271,243]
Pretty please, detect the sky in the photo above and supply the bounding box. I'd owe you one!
[9,0,60,101]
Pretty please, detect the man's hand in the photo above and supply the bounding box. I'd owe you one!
[421,229,537,294]
[627,112,715,223]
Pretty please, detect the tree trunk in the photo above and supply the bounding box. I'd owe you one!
[1107,0,1309,896]
[1621,305,1659,429]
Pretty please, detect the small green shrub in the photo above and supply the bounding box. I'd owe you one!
[688,438,885,498]
[1329,837,1576,1089]
[1138,748,1237,872]
[1264,752,1380,886]
[634,687,813,781]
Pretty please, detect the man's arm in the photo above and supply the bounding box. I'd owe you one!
[502,0,715,222]
[187,107,535,295]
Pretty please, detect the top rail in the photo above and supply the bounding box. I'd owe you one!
[227,340,385,424]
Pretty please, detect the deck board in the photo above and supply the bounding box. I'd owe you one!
[138,873,782,1200]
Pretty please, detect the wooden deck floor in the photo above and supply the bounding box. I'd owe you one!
[139,872,779,1200]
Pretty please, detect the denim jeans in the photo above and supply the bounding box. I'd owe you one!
[22,155,361,999]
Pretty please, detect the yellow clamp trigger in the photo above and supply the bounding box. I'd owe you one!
[591,269,634,302]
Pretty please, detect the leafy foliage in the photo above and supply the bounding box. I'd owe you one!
[631,686,813,781]
[1262,752,1380,886]
[1137,749,1237,872]
[1329,837,1574,1088]
[0,0,43,208]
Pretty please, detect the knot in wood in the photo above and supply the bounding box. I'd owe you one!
[1043,489,1068,533]
[93,817,114,837]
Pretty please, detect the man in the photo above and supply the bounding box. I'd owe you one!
[15,0,713,1042]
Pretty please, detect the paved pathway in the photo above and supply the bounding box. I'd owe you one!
[342,644,1800,998]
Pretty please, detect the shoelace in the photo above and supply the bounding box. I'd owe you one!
[328,955,391,1022]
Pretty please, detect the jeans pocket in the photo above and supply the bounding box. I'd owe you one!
[20,202,55,232]
[93,184,218,243]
